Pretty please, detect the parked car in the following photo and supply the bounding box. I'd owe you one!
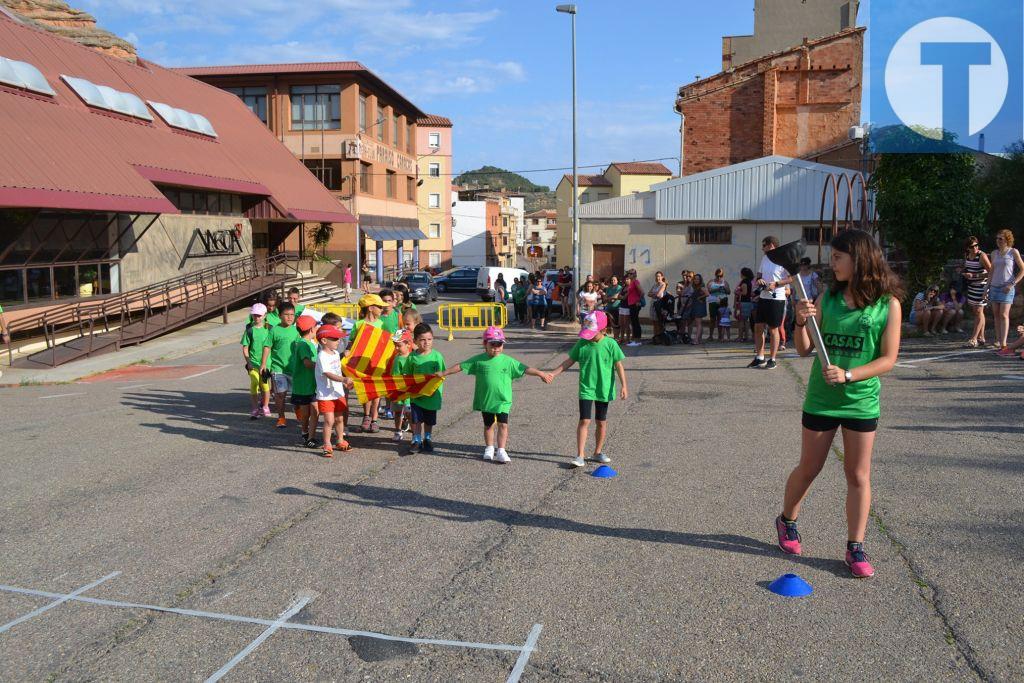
[398,272,438,303]
[476,267,530,302]
[433,266,480,293]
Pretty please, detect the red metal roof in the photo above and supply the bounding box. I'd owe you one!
[0,15,355,223]
[562,174,612,187]
[417,114,452,127]
[609,162,673,176]
[173,61,425,120]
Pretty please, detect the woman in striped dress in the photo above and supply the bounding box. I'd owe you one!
[962,236,991,348]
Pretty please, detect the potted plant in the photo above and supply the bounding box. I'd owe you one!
[79,266,98,297]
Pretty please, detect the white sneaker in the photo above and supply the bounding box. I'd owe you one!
[570,456,586,468]
[483,446,495,461]
[495,448,511,464]
[595,453,611,464]
[627,341,641,347]
[392,431,403,442]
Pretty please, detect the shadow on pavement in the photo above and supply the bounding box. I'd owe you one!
[275,481,851,577]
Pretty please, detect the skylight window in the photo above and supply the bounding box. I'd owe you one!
[61,75,152,121]
[0,56,55,96]
[148,101,218,138]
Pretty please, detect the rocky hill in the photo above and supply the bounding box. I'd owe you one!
[1,0,137,62]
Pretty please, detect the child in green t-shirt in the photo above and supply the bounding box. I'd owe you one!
[241,303,272,419]
[377,289,400,423]
[551,311,629,468]
[290,315,320,448]
[440,326,551,463]
[259,302,299,429]
[353,293,385,433]
[389,328,414,441]
[406,323,446,453]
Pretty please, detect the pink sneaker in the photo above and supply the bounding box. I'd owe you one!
[250,408,260,420]
[997,347,1017,357]
[262,406,271,417]
[845,544,875,578]
[775,515,802,555]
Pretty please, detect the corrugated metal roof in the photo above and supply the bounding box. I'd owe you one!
[651,156,870,222]
[577,192,655,220]
[0,15,354,222]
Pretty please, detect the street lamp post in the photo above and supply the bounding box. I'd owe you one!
[556,3,578,314]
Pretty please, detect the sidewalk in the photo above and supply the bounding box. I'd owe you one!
[0,309,252,386]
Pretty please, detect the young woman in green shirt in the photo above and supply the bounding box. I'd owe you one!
[775,230,903,579]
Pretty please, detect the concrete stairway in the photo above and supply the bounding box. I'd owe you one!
[285,270,349,307]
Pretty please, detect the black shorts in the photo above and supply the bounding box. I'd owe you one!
[290,394,315,406]
[531,303,547,319]
[756,298,786,328]
[410,404,437,426]
[579,399,609,421]
[802,411,878,433]
[482,412,509,427]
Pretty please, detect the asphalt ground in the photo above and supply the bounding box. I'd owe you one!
[1,299,1022,681]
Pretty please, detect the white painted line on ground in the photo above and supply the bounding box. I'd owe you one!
[37,392,86,399]
[205,592,314,683]
[1002,374,1024,381]
[506,623,543,683]
[180,365,231,380]
[0,572,120,635]
[896,349,989,367]
[0,581,528,652]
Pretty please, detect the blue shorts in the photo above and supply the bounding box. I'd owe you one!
[989,287,1016,305]
[410,404,437,426]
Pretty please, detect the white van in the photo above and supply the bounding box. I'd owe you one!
[476,266,529,301]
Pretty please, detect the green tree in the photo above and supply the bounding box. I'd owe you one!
[308,222,333,259]
[869,150,987,294]
[979,141,1024,238]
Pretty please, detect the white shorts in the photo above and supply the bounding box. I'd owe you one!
[272,373,292,394]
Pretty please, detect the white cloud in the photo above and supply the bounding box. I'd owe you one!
[388,59,526,98]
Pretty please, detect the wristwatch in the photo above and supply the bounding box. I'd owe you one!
[844,370,854,383]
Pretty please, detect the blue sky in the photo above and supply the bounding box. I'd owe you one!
[80,0,832,188]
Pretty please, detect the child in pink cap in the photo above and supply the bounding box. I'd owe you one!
[439,326,552,463]
[551,311,629,468]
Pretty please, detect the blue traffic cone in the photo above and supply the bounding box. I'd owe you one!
[768,573,813,597]
[591,465,617,478]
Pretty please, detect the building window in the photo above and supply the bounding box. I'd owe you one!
[359,93,367,131]
[304,159,342,191]
[429,223,440,238]
[502,216,508,228]
[407,176,416,200]
[407,122,414,154]
[428,132,440,148]
[367,251,377,267]
[532,218,539,225]
[428,251,441,267]
[392,114,399,146]
[688,225,732,244]
[385,171,395,198]
[803,225,834,244]
[530,231,540,242]
[290,84,340,130]
[377,105,385,141]
[225,86,267,123]
[597,192,610,201]
[491,215,498,226]
[428,162,440,178]
[161,188,243,216]
[428,193,440,209]
[359,162,371,193]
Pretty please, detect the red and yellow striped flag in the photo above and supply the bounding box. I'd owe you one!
[341,323,443,404]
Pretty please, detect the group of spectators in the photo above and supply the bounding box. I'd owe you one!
[910,229,1024,354]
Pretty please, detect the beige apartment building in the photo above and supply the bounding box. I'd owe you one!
[416,115,454,271]
[177,62,443,281]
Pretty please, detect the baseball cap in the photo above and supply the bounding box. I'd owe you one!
[483,326,506,344]
[295,315,317,333]
[316,324,344,340]
[579,311,608,340]
[391,328,413,344]
[303,307,324,323]
[250,303,267,316]
[339,317,355,332]
[358,293,386,309]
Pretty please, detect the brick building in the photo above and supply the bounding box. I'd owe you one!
[675,27,864,176]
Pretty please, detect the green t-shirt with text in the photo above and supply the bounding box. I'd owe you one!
[263,323,300,374]
[240,324,271,367]
[290,338,318,396]
[568,335,625,402]
[460,353,527,414]
[407,349,446,411]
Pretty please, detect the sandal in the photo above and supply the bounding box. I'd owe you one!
[359,417,371,432]
[369,420,380,433]
[321,446,334,459]
[965,339,978,348]
[336,439,353,452]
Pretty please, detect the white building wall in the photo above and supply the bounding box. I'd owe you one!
[451,191,487,266]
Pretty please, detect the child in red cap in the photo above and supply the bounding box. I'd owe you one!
[291,315,320,447]
[551,311,629,468]
[390,328,414,441]
[439,326,551,463]
[315,325,354,457]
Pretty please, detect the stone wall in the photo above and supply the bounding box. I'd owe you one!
[0,0,137,63]
[119,215,252,291]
